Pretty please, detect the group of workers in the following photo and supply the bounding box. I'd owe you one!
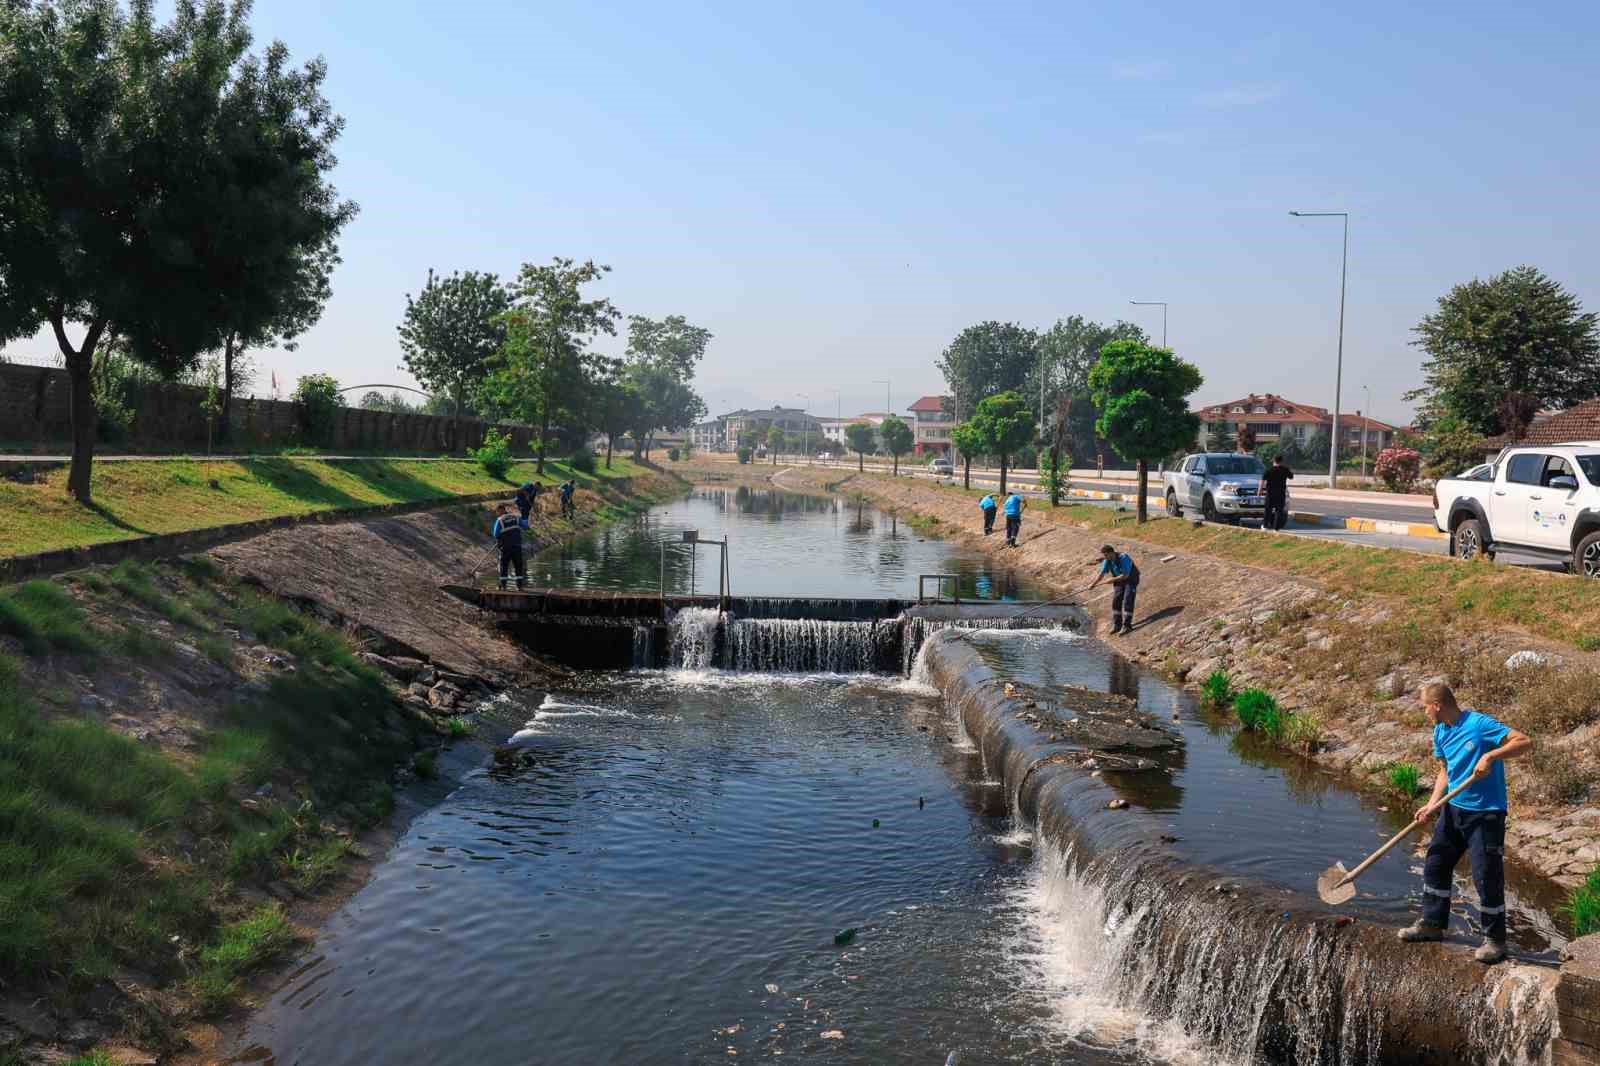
[976,490,1026,547]
[492,479,578,590]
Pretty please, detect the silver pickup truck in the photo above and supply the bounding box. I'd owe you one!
[1163,452,1268,523]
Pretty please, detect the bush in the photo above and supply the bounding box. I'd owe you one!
[567,450,597,474]
[737,446,753,465]
[1385,761,1423,796]
[1568,864,1600,938]
[1282,712,1323,753]
[1374,447,1422,492]
[1201,669,1235,708]
[667,447,680,462]
[1234,688,1283,737]
[1421,418,1488,479]
[470,428,514,480]
[292,373,344,448]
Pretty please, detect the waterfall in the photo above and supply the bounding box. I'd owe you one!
[901,616,1069,675]
[664,608,895,673]
[631,624,656,669]
[668,607,722,670]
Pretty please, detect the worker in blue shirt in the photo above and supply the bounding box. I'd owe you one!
[559,480,577,519]
[1399,682,1530,964]
[515,482,537,522]
[1086,544,1139,634]
[491,504,531,590]
[978,494,997,536]
[1002,491,1024,547]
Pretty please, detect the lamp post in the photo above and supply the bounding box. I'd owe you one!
[1361,384,1371,481]
[1129,300,1168,347]
[796,393,811,463]
[1289,210,1348,487]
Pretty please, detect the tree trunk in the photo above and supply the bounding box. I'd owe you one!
[535,409,549,475]
[1048,444,1061,505]
[963,456,971,489]
[857,451,863,472]
[1136,458,1149,523]
[999,455,1008,496]
[454,384,466,455]
[605,434,614,469]
[220,332,237,446]
[52,313,106,503]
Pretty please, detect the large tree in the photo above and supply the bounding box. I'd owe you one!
[844,422,877,472]
[398,269,511,449]
[879,415,914,475]
[1407,266,1600,435]
[482,258,620,473]
[1088,341,1203,523]
[620,314,710,457]
[625,314,711,381]
[935,321,1039,417]
[966,391,1035,494]
[1032,317,1148,448]
[0,0,355,500]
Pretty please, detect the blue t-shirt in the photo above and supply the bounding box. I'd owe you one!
[979,495,996,511]
[1100,553,1136,580]
[1432,709,1511,811]
[1003,495,1022,517]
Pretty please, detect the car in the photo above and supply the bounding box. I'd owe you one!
[1433,443,1600,575]
[1162,452,1268,523]
[928,458,953,476]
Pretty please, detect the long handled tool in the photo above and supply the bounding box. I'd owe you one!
[1009,581,1097,622]
[1317,778,1472,905]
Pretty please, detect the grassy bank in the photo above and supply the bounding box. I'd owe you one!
[0,455,649,559]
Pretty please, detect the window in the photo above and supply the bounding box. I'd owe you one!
[1294,425,1308,440]
[1575,455,1600,486]
[1248,422,1281,436]
[1505,453,1546,485]
[1543,456,1577,487]
[1252,405,1267,414]
[1231,406,1244,413]
[1183,457,1201,474]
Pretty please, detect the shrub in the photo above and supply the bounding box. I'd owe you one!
[1201,669,1235,709]
[1385,761,1423,796]
[1234,688,1283,737]
[413,751,437,779]
[292,373,344,448]
[667,447,680,462]
[471,428,514,480]
[1281,712,1324,753]
[567,450,597,474]
[1568,864,1600,938]
[736,446,753,465]
[444,716,473,738]
[1374,447,1422,492]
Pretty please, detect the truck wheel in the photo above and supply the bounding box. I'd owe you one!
[1202,494,1218,523]
[1574,531,1600,577]
[1453,518,1486,561]
[1166,491,1182,517]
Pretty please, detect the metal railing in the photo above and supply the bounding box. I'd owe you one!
[917,574,961,604]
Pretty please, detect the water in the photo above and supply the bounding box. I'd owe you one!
[228,486,1564,1065]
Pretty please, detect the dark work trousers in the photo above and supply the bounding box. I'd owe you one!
[1264,495,1288,530]
[983,507,996,535]
[1421,804,1506,942]
[1005,515,1021,545]
[499,546,527,590]
[1112,581,1138,628]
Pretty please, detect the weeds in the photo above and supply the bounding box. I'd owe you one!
[1567,864,1600,938]
[106,561,206,628]
[1385,761,1423,797]
[1578,636,1600,653]
[0,579,97,656]
[444,716,473,738]
[116,623,172,661]
[195,633,236,667]
[1201,669,1235,709]
[191,905,295,1013]
[1527,744,1593,805]
[1234,688,1283,738]
[413,750,438,779]
[63,1054,116,1066]
[1281,712,1324,754]
[281,835,354,892]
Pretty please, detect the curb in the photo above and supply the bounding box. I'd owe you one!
[1289,511,1448,540]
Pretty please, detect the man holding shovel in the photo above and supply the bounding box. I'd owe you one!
[1397,682,1530,963]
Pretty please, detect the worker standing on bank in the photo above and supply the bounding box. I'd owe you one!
[1398,682,1530,963]
[1262,454,1293,531]
[559,479,577,519]
[1002,490,1025,547]
[491,504,531,590]
[515,482,536,522]
[1086,544,1139,635]
[978,493,998,536]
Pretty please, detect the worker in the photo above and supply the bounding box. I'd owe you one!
[1398,682,1531,964]
[1262,454,1293,531]
[978,493,998,536]
[559,479,576,519]
[1087,544,1139,635]
[1002,490,1025,547]
[514,482,536,522]
[491,504,530,590]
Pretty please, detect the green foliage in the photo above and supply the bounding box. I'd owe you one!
[1385,761,1423,796]
[1201,669,1236,708]
[621,315,711,455]
[845,422,878,470]
[879,416,915,473]
[0,579,96,656]
[1281,712,1324,754]
[567,449,597,474]
[192,905,295,1013]
[1567,864,1600,938]
[444,716,474,738]
[1206,419,1235,453]
[413,751,438,779]
[470,428,514,480]
[935,321,1039,414]
[1088,341,1204,465]
[1421,416,1489,479]
[292,374,345,447]
[107,561,205,627]
[736,446,753,464]
[963,391,1035,488]
[767,424,785,465]
[667,447,680,462]
[397,269,512,437]
[1408,266,1600,436]
[280,835,354,893]
[1234,688,1283,738]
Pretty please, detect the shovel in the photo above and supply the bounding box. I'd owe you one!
[1317,778,1472,904]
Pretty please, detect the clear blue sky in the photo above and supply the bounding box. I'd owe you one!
[38,0,1600,427]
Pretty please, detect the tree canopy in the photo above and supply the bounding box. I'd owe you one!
[398,269,511,445]
[879,416,914,475]
[1407,266,1600,435]
[0,0,355,499]
[935,322,1039,415]
[1088,341,1203,522]
[619,314,710,458]
[844,422,877,471]
[964,391,1035,494]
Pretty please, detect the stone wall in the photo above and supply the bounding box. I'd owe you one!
[0,362,535,454]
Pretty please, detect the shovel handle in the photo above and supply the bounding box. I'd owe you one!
[1338,778,1475,888]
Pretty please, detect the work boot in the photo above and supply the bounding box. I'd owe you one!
[1120,622,1135,635]
[1474,938,1508,964]
[1396,921,1445,943]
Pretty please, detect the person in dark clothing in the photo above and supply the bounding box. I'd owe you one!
[492,504,530,589]
[1262,454,1293,531]
[979,493,998,535]
[1087,544,1140,635]
[1002,492,1024,547]
[559,480,576,519]
[515,482,535,522]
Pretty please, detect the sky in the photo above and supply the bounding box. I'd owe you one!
[21,0,1600,427]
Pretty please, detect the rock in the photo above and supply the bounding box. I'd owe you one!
[1190,657,1222,681]
[1106,799,1128,810]
[1505,650,1548,671]
[833,928,857,946]
[428,682,464,710]
[0,998,54,1041]
[821,1031,844,1040]
[407,682,431,699]
[1311,637,1335,652]
[1514,819,1559,839]
[1375,670,1409,700]
[1568,809,1600,825]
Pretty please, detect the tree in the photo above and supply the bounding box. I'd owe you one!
[1420,415,1487,479]
[594,367,641,469]
[624,315,711,381]
[1237,424,1257,453]
[622,361,705,460]
[1033,317,1148,450]
[880,416,914,475]
[767,424,785,465]
[1087,341,1203,522]
[293,373,344,448]
[482,258,619,473]
[1207,418,1235,453]
[950,421,981,489]
[1302,430,1332,468]
[738,429,761,451]
[0,0,356,500]
[965,392,1035,494]
[844,422,877,472]
[398,270,511,450]
[936,322,1039,416]
[1407,266,1600,435]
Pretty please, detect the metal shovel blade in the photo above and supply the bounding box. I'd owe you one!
[1318,862,1357,905]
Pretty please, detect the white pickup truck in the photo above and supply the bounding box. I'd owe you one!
[1162,452,1268,524]
[1433,443,1600,575]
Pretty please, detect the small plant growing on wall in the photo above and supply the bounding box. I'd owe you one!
[1384,761,1423,797]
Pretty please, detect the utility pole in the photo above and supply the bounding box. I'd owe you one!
[1290,211,1349,487]
[1360,384,1371,481]
[797,393,811,463]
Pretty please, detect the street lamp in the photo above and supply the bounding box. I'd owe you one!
[1289,210,1349,487]
[1361,384,1371,481]
[796,393,811,463]
[1129,300,1168,347]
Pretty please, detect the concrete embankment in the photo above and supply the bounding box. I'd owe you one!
[919,627,1569,1065]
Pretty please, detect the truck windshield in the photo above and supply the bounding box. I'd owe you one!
[1576,455,1600,485]
[1209,457,1264,475]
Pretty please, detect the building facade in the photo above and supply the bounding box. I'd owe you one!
[908,395,954,457]
[1194,393,1397,453]
[689,419,726,451]
[721,405,825,446]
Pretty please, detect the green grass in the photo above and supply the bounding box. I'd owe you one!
[115,622,172,660]
[63,1053,116,1066]
[444,715,473,738]
[0,580,97,656]
[106,561,205,627]
[1234,688,1284,738]
[1385,761,1423,797]
[195,633,236,666]
[1281,712,1324,754]
[0,455,655,559]
[281,835,355,892]
[1578,636,1600,652]
[412,750,438,779]
[191,905,295,1013]
[1567,865,1600,938]
[1201,669,1235,708]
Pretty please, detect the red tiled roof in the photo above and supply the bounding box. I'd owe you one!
[1485,399,1600,447]
[908,395,949,413]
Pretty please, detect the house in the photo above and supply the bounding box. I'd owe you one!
[1193,393,1397,452]
[1480,398,1600,452]
[721,405,825,446]
[689,419,725,451]
[818,416,875,447]
[907,395,954,457]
